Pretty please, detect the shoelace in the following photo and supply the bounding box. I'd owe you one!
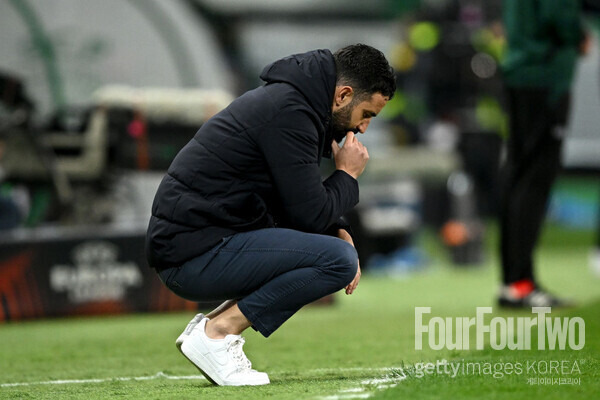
[227,337,252,371]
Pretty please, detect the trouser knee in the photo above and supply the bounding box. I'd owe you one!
[330,241,359,287]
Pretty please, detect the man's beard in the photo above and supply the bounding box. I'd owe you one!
[331,103,356,143]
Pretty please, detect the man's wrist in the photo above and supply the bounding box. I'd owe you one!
[336,168,358,180]
[337,228,354,246]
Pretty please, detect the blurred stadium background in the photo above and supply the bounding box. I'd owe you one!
[0,0,598,398]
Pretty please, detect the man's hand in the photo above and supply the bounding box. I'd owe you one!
[332,132,369,179]
[345,263,361,295]
[337,229,361,295]
[580,32,592,56]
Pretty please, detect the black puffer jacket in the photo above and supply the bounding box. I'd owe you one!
[146,49,359,270]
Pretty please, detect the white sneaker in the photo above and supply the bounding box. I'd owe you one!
[180,318,270,386]
[175,313,206,351]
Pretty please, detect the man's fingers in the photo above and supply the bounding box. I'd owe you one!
[331,139,340,156]
[345,281,358,295]
[345,273,360,295]
[332,132,368,179]
[344,131,355,145]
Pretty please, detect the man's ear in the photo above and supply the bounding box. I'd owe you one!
[333,86,353,110]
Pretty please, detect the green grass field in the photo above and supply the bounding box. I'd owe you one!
[0,223,598,399]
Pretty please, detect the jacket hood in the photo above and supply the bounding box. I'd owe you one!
[260,49,336,127]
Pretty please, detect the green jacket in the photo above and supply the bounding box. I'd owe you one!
[502,0,585,104]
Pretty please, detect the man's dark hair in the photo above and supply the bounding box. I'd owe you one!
[333,43,396,101]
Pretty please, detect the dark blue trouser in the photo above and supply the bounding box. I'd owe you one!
[157,228,358,337]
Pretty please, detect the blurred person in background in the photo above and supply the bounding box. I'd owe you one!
[498,0,590,307]
[581,0,600,277]
[0,71,32,230]
[146,44,395,386]
[0,139,22,230]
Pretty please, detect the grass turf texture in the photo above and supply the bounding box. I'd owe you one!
[0,223,598,399]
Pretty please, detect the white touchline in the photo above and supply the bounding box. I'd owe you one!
[339,388,367,393]
[318,394,373,400]
[0,372,206,388]
[311,367,404,373]
[317,368,408,400]
[0,367,408,389]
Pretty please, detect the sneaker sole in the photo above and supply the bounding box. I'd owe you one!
[498,298,575,309]
[180,340,270,386]
[497,298,524,308]
[180,340,220,385]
